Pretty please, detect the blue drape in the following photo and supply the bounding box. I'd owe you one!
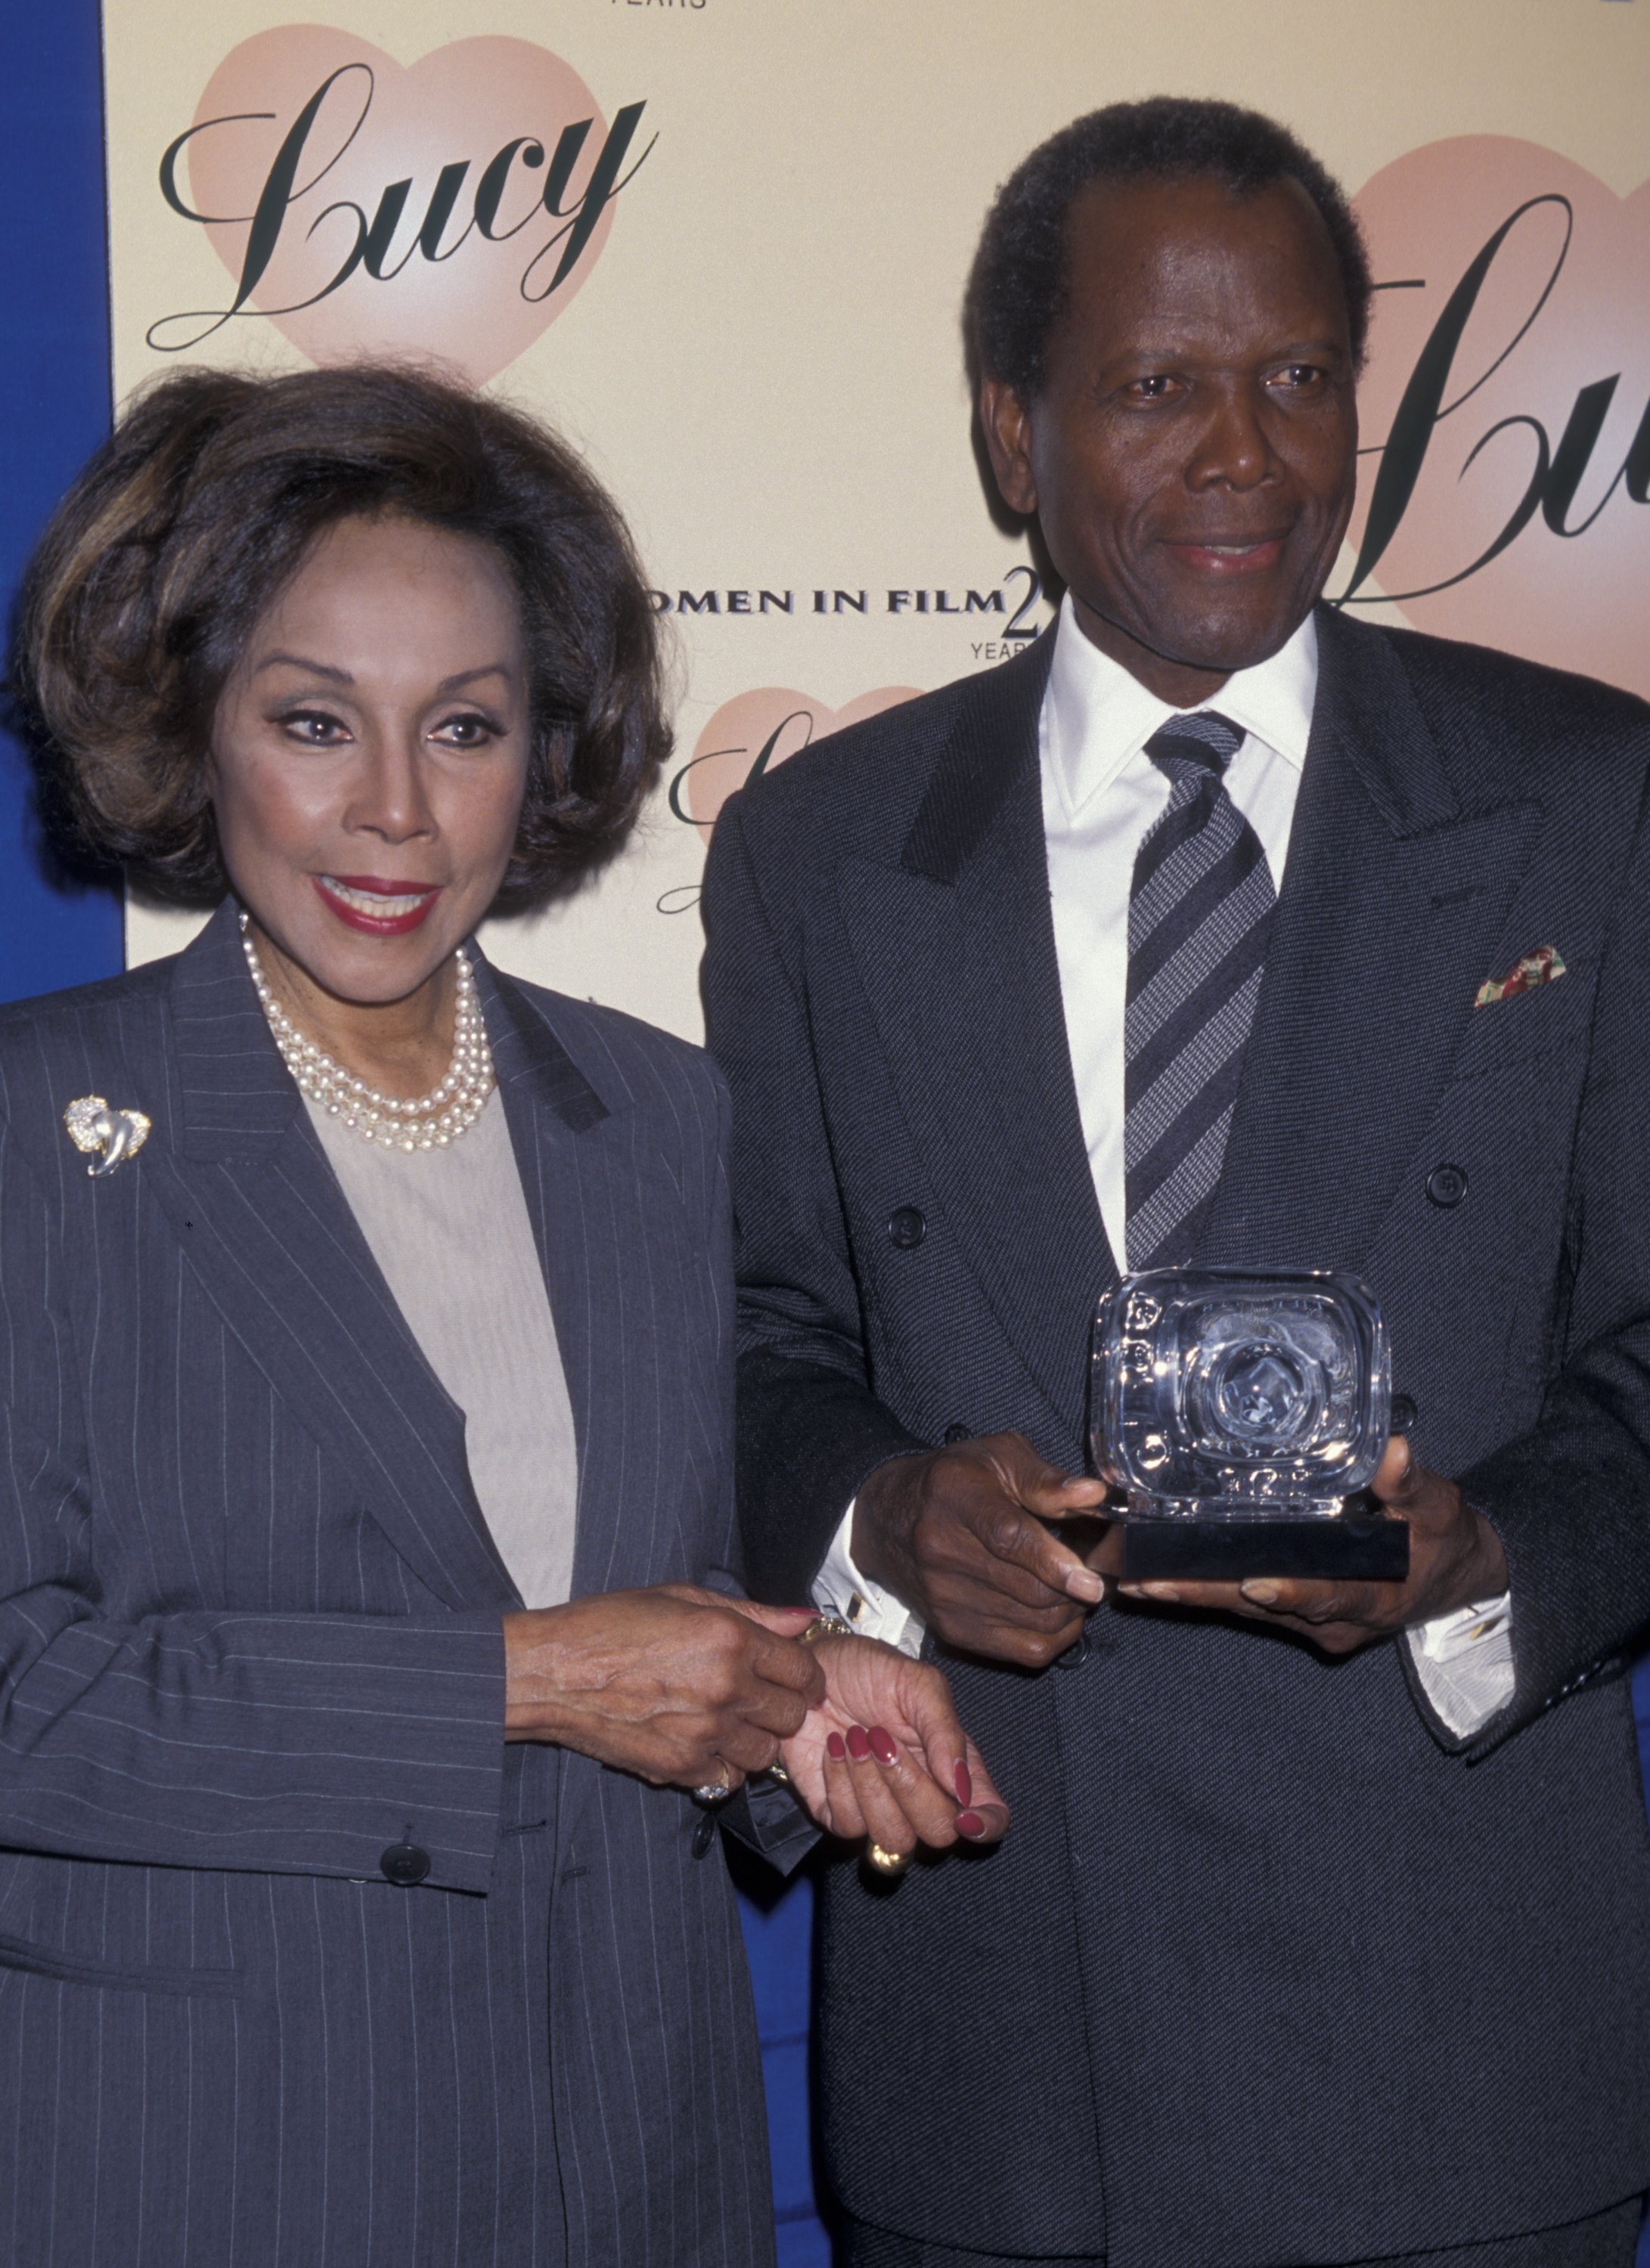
[0,5,123,1004]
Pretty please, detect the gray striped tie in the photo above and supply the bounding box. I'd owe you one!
[1124,711,1275,1269]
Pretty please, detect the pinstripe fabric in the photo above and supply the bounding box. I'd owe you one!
[0,900,774,2266]
[1124,711,1274,1269]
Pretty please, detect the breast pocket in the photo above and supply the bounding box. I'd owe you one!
[1449,940,1599,1083]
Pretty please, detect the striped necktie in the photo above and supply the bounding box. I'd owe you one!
[1124,711,1276,1269]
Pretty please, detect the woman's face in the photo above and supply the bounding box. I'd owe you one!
[209,513,532,1009]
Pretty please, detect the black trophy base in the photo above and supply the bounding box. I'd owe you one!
[1121,1515,1410,1584]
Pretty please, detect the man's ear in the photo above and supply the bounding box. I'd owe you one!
[979,380,1039,518]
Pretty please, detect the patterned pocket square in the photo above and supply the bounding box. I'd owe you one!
[1475,945,1566,1008]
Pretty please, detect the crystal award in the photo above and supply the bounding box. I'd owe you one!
[1091,1268,1409,1582]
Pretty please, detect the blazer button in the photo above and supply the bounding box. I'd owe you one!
[1390,1393,1419,1436]
[887,1206,926,1250]
[943,1423,970,1445]
[1425,1163,1468,1209]
[380,1842,431,1887]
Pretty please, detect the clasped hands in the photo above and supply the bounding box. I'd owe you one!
[503,1585,1006,1861]
[851,1430,1509,1668]
[498,1428,1500,1854]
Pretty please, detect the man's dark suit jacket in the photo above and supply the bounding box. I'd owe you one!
[0,900,775,2267]
[702,606,1650,2266]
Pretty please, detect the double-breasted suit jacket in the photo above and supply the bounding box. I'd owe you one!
[703,606,1650,2266]
[0,900,774,2267]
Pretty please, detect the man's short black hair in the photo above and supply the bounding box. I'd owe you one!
[964,96,1374,397]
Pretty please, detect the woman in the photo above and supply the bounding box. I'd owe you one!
[0,364,1005,2266]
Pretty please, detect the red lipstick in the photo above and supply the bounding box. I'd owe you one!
[312,875,442,937]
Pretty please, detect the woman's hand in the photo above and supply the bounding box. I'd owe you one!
[780,1634,1009,1860]
[502,1585,823,1790]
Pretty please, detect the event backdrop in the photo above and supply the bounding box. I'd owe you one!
[25,1,1644,2257]
[101,0,1650,1016]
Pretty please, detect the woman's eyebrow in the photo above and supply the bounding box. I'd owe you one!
[252,651,352,683]
[249,658,515,693]
[436,663,515,694]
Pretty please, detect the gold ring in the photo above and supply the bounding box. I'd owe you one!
[799,1613,854,1645]
[865,1842,911,1878]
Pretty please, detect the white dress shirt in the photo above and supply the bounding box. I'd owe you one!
[815,596,1514,1739]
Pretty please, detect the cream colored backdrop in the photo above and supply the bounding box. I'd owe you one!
[104,0,1650,1040]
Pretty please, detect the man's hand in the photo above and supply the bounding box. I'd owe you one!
[853,1433,1109,1667]
[503,1585,823,1789]
[1115,1436,1509,1655]
[780,1633,1009,1857]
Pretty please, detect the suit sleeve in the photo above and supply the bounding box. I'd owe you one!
[701,795,926,1606]
[0,1117,507,1892]
[1454,770,1650,1755]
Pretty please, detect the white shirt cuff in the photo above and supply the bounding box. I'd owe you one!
[819,1511,1515,1734]
[813,1500,926,1658]
[1407,1593,1515,1738]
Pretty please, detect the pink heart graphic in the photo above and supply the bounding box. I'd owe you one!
[676,687,923,831]
[1348,137,1650,696]
[163,27,643,385]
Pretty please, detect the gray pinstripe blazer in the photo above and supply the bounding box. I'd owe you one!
[0,898,776,2267]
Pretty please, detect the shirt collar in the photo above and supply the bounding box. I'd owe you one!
[1042,591,1320,818]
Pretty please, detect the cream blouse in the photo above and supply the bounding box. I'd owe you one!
[308,1086,579,1609]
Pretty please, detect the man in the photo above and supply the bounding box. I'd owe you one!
[702,98,1650,2268]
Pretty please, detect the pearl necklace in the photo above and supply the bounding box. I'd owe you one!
[240,913,496,1152]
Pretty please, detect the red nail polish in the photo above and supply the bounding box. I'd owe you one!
[827,1732,847,1761]
[953,1761,972,1807]
[869,1727,898,1765]
[955,1810,985,1839]
[846,1725,872,1762]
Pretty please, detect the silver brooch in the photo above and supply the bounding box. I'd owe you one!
[63,1096,152,1178]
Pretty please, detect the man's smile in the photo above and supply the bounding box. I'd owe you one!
[1161,532,1291,575]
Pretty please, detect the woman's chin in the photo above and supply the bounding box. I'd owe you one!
[249,912,464,1013]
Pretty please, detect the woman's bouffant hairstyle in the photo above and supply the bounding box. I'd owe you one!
[14,362,670,906]
[965,96,1375,400]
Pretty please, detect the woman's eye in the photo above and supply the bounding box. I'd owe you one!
[279,709,349,745]
[1129,374,1177,400]
[432,712,499,749]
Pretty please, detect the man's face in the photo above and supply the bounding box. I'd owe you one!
[982,172,1358,700]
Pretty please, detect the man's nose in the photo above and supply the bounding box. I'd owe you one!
[1186,382,1279,491]
[346,736,436,843]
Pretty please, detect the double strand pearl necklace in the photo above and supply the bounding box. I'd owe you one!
[240,912,496,1152]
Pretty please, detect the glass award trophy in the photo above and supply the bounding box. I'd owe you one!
[1090,1268,1409,1582]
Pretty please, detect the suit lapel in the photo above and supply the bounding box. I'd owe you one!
[469,956,659,1603]
[1202,606,1542,1272]
[476,956,698,1854]
[150,903,516,1610]
[839,640,1112,1440]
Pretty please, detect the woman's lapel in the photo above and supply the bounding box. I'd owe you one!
[155,909,700,1619]
[474,954,675,1606]
[148,902,517,1611]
